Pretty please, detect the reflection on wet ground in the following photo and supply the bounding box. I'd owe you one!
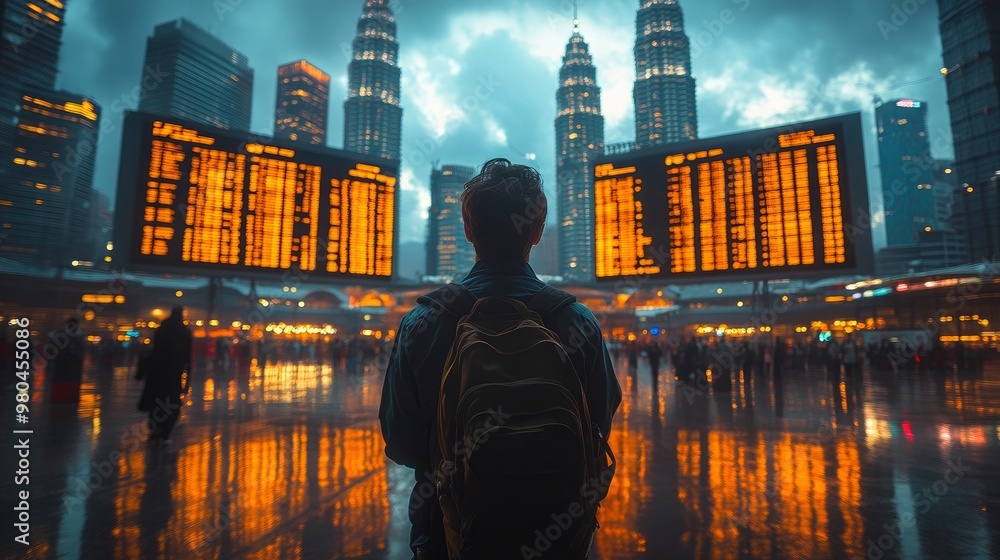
[3,356,999,559]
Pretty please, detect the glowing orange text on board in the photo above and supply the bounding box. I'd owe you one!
[136,120,395,278]
[594,127,850,279]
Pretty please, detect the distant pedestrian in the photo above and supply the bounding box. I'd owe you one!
[140,306,192,445]
[842,335,859,377]
[627,341,639,375]
[647,340,663,390]
[827,338,841,375]
[680,336,700,384]
[51,317,86,402]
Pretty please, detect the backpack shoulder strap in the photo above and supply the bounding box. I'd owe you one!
[416,283,478,318]
[525,285,577,317]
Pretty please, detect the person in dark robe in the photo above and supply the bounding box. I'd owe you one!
[142,306,192,445]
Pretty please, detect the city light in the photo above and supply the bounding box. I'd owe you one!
[265,322,337,336]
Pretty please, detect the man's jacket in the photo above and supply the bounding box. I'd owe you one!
[379,259,622,557]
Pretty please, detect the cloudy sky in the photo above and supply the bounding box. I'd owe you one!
[57,0,952,250]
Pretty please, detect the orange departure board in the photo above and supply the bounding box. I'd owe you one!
[116,112,397,280]
[594,113,873,281]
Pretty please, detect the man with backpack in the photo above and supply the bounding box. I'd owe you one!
[379,158,622,560]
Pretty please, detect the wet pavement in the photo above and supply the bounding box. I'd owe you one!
[3,356,1000,559]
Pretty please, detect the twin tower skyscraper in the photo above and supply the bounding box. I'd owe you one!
[557,0,698,280]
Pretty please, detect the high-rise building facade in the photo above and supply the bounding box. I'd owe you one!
[530,226,560,277]
[426,164,475,278]
[0,0,70,182]
[876,99,938,246]
[274,59,329,147]
[138,18,253,131]
[344,0,402,161]
[0,88,100,265]
[933,160,960,230]
[877,230,968,274]
[633,0,698,148]
[556,19,605,280]
[938,0,1000,261]
[91,191,113,266]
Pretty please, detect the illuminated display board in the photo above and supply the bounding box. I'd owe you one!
[114,112,397,280]
[594,113,873,282]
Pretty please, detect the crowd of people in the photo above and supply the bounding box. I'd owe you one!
[3,318,992,407]
[606,333,993,392]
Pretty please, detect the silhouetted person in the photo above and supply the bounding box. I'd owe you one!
[680,337,700,385]
[51,317,86,402]
[773,339,786,379]
[144,306,192,445]
[842,334,859,377]
[826,337,841,375]
[712,338,734,392]
[740,341,755,380]
[648,340,663,393]
[627,341,639,375]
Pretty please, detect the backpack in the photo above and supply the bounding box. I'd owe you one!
[417,284,616,560]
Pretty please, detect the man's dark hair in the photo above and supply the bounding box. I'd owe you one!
[461,158,547,261]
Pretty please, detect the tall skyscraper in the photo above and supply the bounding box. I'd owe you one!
[344,0,402,161]
[0,0,70,179]
[138,18,253,131]
[274,59,329,146]
[426,164,475,278]
[938,0,1000,261]
[556,17,604,280]
[875,98,938,246]
[0,88,100,265]
[529,226,560,277]
[633,0,698,149]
